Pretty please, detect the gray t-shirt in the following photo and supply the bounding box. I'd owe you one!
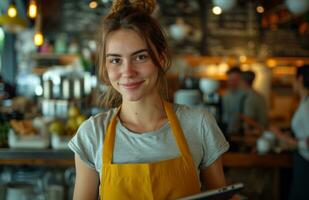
[222,89,245,134]
[243,89,268,128]
[68,104,229,178]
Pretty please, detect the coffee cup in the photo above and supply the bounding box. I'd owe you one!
[262,130,276,146]
[6,182,33,200]
[257,137,271,155]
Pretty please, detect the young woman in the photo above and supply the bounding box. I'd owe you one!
[68,0,229,199]
[271,65,309,200]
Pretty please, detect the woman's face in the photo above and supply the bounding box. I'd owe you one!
[105,29,159,102]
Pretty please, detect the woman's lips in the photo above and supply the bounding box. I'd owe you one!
[120,80,144,89]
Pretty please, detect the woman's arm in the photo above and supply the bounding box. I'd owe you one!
[200,157,226,190]
[73,154,100,200]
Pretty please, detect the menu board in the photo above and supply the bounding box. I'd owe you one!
[205,2,259,56]
[263,30,309,57]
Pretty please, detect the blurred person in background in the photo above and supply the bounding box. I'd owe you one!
[240,70,268,134]
[222,67,246,136]
[270,65,309,200]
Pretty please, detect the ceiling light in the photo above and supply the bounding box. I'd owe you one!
[256,6,264,14]
[34,31,44,46]
[7,3,18,18]
[34,13,44,46]
[212,6,222,15]
[89,1,98,9]
[28,0,38,19]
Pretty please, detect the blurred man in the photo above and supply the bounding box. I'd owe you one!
[240,70,268,132]
[222,67,245,135]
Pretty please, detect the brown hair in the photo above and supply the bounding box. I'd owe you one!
[241,70,255,86]
[97,0,171,108]
[296,65,309,89]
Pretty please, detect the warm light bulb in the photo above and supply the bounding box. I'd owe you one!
[239,55,247,63]
[256,6,264,14]
[34,32,44,46]
[267,59,277,68]
[89,1,98,9]
[7,4,17,18]
[28,0,38,18]
[212,6,222,15]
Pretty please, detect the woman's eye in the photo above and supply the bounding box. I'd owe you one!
[135,54,148,62]
[109,58,121,64]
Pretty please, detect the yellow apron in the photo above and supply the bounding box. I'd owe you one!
[101,101,200,200]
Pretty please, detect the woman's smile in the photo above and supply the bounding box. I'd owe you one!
[119,80,145,90]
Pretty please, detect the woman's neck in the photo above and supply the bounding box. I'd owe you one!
[119,95,167,133]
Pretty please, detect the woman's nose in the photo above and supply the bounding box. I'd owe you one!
[122,60,136,77]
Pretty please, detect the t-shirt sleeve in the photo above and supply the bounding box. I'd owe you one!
[68,117,98,169]
[200,111,229,168]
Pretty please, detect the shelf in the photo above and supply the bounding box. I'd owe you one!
[0,148,292,168]
[0,148,74,167]
[30,53,78,60]
[31,53,79,69]
[222,152,292,168]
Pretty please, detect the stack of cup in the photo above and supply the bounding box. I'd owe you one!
[256,131,276,155]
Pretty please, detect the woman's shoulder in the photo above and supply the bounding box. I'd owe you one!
[90,108,118,126]
[75,108,118,138]
[174,103,214,122]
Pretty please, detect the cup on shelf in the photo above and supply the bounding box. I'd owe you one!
[262,130,276,147]
[6,182,34,200]
[46,185,64,200]
[256,137,271,155]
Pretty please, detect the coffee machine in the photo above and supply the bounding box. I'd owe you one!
[199,78,222,124]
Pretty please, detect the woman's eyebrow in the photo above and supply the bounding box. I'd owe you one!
[131,49,148,56]
[106,53,121,57]
[106,49,148,58]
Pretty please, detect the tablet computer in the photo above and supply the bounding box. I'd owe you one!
[178,183,244,200]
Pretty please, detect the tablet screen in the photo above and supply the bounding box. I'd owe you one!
[178,183,244,200]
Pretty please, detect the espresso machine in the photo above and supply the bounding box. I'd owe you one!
[199,78,222,125]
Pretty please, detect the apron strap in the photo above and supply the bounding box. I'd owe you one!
[103,108,120,164]
[163,101,192,158]
[103,101,193,164]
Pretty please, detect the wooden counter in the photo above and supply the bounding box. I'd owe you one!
[222,152,293,168]
[0,149,293,168]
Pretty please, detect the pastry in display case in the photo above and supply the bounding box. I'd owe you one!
[8,117,50,149]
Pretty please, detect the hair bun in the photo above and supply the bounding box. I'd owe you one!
[111,0,156,14]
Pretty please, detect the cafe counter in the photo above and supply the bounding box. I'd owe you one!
[0,148,292,168]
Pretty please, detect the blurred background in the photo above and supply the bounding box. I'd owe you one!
[0,0,309,199]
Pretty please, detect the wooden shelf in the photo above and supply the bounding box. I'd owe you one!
[30,53,78,60]
[0,149,292,168]
[0,148,74,167]
[222,152,292,168]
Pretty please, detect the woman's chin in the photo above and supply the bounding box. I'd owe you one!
[122,94,143,102]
